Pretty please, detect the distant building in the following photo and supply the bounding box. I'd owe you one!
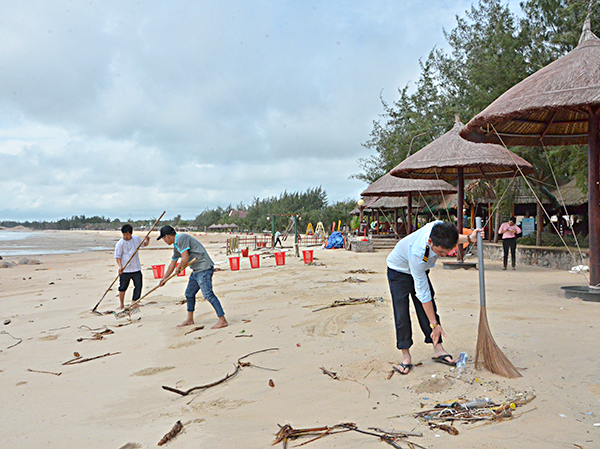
[229,210,247,218]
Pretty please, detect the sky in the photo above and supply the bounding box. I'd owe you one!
[0,0,522,222]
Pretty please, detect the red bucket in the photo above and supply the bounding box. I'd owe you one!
[249,254,260,269]
[175,263,186,276]
[302,250,313,264]
[275,251,285,266]
[241,248,249,257]
[229,257,240,271]
[152,264,165,279]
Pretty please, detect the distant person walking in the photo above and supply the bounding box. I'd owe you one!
[114,224,149,309]
[157,225,228,329]
[274,230,283,248]
[498,217,522,270]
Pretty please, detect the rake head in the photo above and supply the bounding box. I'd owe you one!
[114,305,141,320]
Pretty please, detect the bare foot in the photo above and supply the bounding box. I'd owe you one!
[211,316,228,329]
[117,305,124,310]
[177,320,195,327]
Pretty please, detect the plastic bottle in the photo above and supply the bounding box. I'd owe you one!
[462,397,493,409]
[456,352,468,378]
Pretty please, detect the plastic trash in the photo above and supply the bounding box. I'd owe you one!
[456,352,467,378]
[462,398,493,409]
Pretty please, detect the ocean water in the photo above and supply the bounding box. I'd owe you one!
[0,230,118,257]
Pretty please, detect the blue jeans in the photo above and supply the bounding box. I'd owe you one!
[184,267,224,317]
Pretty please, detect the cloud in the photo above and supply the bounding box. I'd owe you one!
[0,0,522,221]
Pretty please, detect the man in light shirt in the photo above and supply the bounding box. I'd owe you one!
[114,224,150,309]
[386,221,479,374]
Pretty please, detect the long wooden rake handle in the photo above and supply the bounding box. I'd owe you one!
[116,257,197,318]
[91,211,166,312]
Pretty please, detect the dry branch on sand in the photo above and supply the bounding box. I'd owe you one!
[162,348,279,396]
[62,352,120,365]
[157,420,183,446]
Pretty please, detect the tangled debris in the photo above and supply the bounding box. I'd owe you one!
[273,423,424,448]
[411,393,536,432]
[312,296,383,312]
[340,276,367,283]
[347,269,376,274]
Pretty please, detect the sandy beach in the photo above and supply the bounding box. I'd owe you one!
[0,231,598,448]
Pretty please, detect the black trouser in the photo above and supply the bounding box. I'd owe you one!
[387,267,442,350]
[502,238,517,268]
[118,271,143,301]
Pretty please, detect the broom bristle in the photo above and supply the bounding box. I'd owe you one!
[475,306,521,378]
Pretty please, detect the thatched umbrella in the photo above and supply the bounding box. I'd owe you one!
[460,15,600,296]
[390,116,534,262]
[361,173,457,233]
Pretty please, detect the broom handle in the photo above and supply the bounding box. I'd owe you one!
[476,216,486,308]
[129,257,197,307]
[92,211,166,312]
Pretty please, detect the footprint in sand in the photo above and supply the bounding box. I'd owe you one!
[589,383,600,398]
[131,366,176,376]
[414,377,453,394]
[168,340,197,349]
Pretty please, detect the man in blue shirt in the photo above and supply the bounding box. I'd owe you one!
[387,221,479,374]
[157,225,228,329]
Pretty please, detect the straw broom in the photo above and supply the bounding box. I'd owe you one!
[474,217,521,378]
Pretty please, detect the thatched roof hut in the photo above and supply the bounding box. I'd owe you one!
[460,18,600,147]
[549,178,587,207]
[391,117,533,259]
[361,173,457,234]
[391,118,534,179]
[361,173,457,196]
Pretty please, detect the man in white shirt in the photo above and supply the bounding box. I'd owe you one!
[387,220,479,374]
[114,224,149,309]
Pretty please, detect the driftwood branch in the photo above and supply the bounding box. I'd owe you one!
[157,420,183,446]
[27,368,62,376]
[162,348,280,396]
[162,364,241,396]
[1,330,22,349]
[319,366,339,380]
[62,352,120,365]
[184,325,204,335]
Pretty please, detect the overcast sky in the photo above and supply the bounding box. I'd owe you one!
[0,1,521,222]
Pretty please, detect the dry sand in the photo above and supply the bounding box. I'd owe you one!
[0,232,598,448]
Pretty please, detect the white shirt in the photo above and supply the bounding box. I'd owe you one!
[386,220,442,303]
[114,235,144,273]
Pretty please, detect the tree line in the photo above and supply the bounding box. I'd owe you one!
[1,187,357,233]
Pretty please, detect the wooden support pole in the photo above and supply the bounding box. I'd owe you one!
[588,112,600,287]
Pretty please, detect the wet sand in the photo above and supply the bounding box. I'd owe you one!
[0,231,598,448]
